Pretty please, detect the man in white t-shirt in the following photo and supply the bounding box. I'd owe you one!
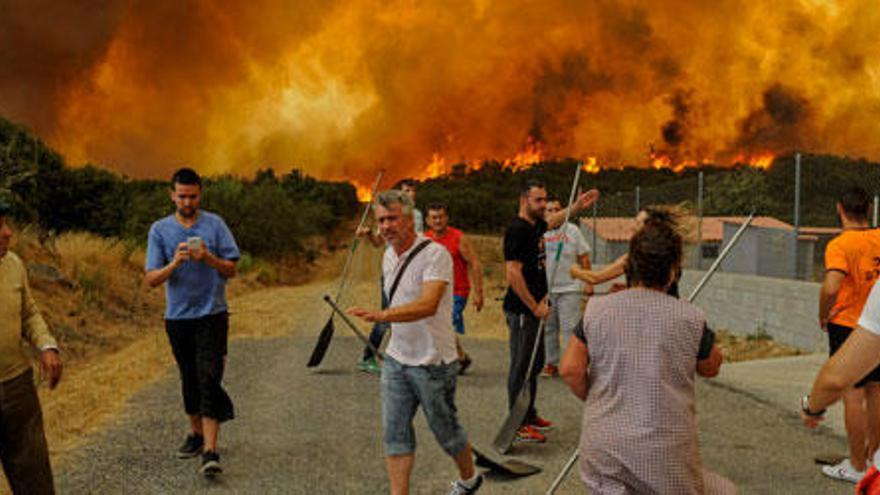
[802,280,880,489]
[347,189,482,495]
[541,197,592,377]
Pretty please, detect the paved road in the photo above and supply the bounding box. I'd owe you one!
[53,328,855,494]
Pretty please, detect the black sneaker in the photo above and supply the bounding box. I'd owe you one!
[458,354,472,375]
[200,450,222,477]
[176,433,204,459]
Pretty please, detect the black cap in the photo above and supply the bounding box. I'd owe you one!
[0,201,10,217]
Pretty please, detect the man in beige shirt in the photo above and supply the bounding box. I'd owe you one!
[0,202,62,495]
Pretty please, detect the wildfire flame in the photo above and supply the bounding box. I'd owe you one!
[1,0,875,187]
[354,182,373,202]
[583,157,600,174]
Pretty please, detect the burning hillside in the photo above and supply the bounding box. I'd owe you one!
[1,0,878,186]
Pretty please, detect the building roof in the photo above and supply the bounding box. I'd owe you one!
[799,226,842,236]
[580,216,811,242]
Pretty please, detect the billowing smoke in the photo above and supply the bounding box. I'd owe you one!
[1,0,879,185]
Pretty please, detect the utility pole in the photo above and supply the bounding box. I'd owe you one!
[794,153,802,279]
[592,199,598,263]
[635,185,640,215]
[874,195,878,228]
[697,171,704,270]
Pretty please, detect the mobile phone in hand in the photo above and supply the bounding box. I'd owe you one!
[187,236,203,256]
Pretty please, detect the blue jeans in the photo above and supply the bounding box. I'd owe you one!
[543,292,583,366]
[381,356,468,457]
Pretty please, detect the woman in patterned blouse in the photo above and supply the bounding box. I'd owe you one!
[560,218,734,494]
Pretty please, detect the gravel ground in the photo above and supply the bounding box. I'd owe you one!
[55,332,853,494]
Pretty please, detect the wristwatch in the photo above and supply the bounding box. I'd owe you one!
[801,395,826,417]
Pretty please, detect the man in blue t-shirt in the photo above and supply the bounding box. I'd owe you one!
[145,168,240,478]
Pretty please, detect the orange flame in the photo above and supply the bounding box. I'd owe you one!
[583,157,600,174]
[354,182,373,202]
[734,152,775,169]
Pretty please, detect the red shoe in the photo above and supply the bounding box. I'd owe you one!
[540,364,558,378]
[514,425,546,443]
[530,415,554,430]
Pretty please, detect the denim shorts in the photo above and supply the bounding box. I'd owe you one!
[452,295,468,335]
[381,356,468,457]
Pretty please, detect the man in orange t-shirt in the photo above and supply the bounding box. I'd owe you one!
[819,186,880,483]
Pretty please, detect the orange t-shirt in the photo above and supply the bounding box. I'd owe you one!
[826,229,880,328]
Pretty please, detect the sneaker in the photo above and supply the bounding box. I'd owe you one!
[513,425,546,443]
[176,433,204,459]
[530,415,554,431]
[199,450,223,477]
[357,357,381,375]
[821,458,865,483]
[458,354,472,375]
[540,364,558,378]
[448,473,484,494]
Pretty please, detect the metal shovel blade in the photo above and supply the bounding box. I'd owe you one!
[306,318,335,367]
[492,381,533,454]
[472,444,541,477]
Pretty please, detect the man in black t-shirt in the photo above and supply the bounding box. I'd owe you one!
[503,179,597,443]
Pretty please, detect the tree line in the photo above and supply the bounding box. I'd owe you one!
[0,117,359,258]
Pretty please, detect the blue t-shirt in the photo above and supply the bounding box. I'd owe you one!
[145,211,240,320]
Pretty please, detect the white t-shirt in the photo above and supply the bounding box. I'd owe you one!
[858,281,880,336]
[544,222,591,294]
[383,234,457,366]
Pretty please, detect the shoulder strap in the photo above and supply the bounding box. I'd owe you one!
[386,240,433,304]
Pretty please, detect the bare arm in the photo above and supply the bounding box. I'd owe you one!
[560,336,590,401]
[571,254,627,285]
[202,251,237,278]
[819,270,845,329]
[506,260,545,317]
[806,327,880,420]
[347,280,448,323]
[696,345,723,377]
[579,252,594,295]
[459,234,484,310]
[545,189,600,230]
[145,242,188,288]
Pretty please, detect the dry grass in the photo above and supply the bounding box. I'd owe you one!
[5,227,315,474]
[716,330,802,362]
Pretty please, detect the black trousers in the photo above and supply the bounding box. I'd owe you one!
[504,311,544,425]
[0,369,54,495]
[165,312,234,422]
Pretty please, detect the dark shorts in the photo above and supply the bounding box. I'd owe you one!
[165,312,234,422]
[828,322,880,388]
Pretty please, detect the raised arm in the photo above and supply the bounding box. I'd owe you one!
[571,254,627,285]
[546,189,599,230]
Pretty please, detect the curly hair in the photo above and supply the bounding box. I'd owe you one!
[625,218,683,290]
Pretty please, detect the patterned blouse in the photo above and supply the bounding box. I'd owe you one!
[578,288,707,494]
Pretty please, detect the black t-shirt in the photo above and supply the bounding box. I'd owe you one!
[503,216,548,315]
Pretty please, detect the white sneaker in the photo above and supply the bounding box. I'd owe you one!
[821,458,865,483]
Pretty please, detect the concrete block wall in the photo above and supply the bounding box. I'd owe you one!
[678,270,826,352]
